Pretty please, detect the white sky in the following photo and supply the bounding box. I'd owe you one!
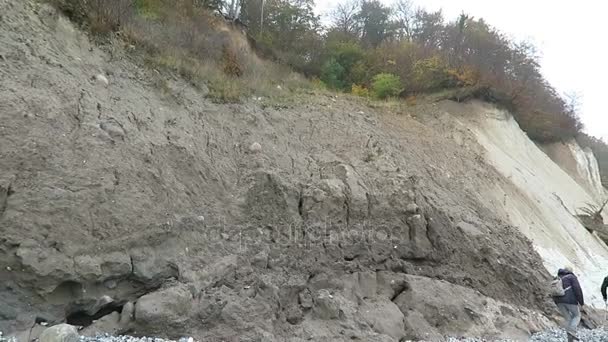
[315,0,608,140]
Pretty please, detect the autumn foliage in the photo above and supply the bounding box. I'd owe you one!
[240,0,582,142]
[49,0,583,141]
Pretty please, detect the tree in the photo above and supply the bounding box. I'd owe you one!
[319,42,366,89]
[240,0,263,33]
[355,0,393,47]
[394,0,415,41]
[241,0,321,71]
[331,0,360,37]
[564,91,582,117]
[411,9,444,50]
[198,0,225,14]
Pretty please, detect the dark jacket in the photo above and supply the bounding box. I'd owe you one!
[554,269,584,306]
[601,276,608,301]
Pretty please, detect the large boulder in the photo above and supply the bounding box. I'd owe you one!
[135,284,193,329]
[130,248,178,284]
[38,324,79,342]
[393,275,552,340]
[358,300,405,340]
[16,246,76,292]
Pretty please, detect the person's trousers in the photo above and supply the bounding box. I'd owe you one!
[556,303,581,335]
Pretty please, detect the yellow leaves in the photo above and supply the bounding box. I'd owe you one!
[351,84,370,97]
[446,66,478,87]
[412,56,451,91]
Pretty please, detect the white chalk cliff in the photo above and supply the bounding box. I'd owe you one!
[460,101,608,308]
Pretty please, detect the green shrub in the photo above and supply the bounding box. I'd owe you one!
[371,73,403,99]
[134,0,162,18]
[320,58,346,90]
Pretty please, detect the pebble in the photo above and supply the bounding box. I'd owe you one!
[0,331,16,342]
[75,334,196,342]
[4,328,608,342]
[0,331,196,342]
[446,327,608,342]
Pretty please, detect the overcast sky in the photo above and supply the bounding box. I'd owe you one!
[315,0,608,141]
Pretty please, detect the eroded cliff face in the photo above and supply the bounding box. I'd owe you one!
[1,1,597,341]
[541,140,607,203]
[432,101,608,309]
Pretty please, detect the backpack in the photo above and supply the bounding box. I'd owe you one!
[549,277,571,297]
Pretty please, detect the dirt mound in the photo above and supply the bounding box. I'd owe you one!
[1,1,556,340]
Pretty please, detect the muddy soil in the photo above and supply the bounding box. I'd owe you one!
[1,1,557,340]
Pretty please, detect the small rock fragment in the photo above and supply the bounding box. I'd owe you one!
[249,142,262,153]
[312,289,341,319]
[405,203,419,214]
[299,289,313,309]
[94,74,109,86]
[119,302,135,326]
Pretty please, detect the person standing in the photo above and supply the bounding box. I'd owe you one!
[553,266,584,342]
[601,275,608,305]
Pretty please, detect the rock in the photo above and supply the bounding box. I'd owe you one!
[405,203,419,214]
[359,300,405,340]
[334,164,369,220]
[219,297,275,333]
[120,302,135,326]
[100,120,125,140]
[248,142,262,153]
[38,324,78,342]
[6,323,46,342]
[135,284,193,328]
[406,214,433,258]
[376,271,409,300]
[457,221,484,236]
[298,289,313,309]
[79,295,115,317]
[16,247,76,292]
[94,74,109,86]
[251,250,268,269]
[243,171,300,224]
[285,305,303,325]
[393,275,552,339]
[130,249,178,284]
[402,310,443,341]
[301,179,348,223]
[357,272,377,299]
[312,289,341,320]
[74,255,103,280]
[197,254,237,290]
[103,279,117,289]
[100,252,132,278]
[307,272,340,291]
[80,311,120,337]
